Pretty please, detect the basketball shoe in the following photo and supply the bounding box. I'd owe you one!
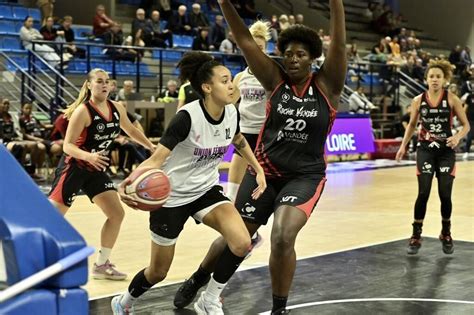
[174,271,211,308]
[244,232,264,260]
[407,222,423,255]
[194,291,224,315]
[272,308,291,314]
[92,260,127,280]
[111,295,133,315]
[439,221,454,254]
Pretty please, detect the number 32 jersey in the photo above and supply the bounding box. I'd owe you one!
[65,100,121,170]
[255,74,337,178]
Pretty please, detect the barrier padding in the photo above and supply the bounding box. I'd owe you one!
[52,288,88,315]
[0,146,88,287]
[0,289,57,315]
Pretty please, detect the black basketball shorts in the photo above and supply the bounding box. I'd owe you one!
[235,171,327,225]
[149,185,231,246]
[49,157,115,207]
[416,146,456,178]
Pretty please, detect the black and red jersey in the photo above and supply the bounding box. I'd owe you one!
[418,90,453,148]
[66,100,120,170]
[254,73,337,178]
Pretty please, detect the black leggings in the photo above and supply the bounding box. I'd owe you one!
[414,174,454,220]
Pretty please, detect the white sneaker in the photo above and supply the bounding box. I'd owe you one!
[194,292,224,315]
[111,295,133,315]
[463,152,469,160]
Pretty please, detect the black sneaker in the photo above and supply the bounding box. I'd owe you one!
[173,273,211,309]
[272,308,291,314]
[439,233,454,254]
[407,236,422,255]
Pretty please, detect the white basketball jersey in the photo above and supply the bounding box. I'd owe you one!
[162,100,238,207]
[238,68,268,134]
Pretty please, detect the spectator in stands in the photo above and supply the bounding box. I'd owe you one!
[37,0,54,26]
[375,8,394,35]
[462,80,474,159]
[20,16,61,67]
[93,4,117,39]
[103,24,135,62]
[207,0,219,12]
[398,27,407,43]
[58,16,85,58]
[219,31,238,54]
[189,3,210,34]
[460,46,472,68]
[371,3,383,26]
[168,5,192,36]
[159,79,179,100]
[240,0,258,19]
[117,80,135,102]
[449,45,462,72]
[123,28,146,61]
[146,10,173,48]
[401,55,424,83]
[363,2,374,21]
[370,37,391,62]
[278,14,290,33]
[288,15,296,26]
[40,16,72,62]
[192,27,210,51]
[19,102,62,172]
[109,80,118,100]
[295,14,304,25]
[349,86,376,114]
[209,15,226,50]
[132,8,150,44]
[158,0,172,20]
[389,36,401,58]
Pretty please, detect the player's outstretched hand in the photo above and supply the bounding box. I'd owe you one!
[395,146,406,162]
[252,170,267,200]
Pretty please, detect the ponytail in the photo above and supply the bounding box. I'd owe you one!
[63,68,107,120]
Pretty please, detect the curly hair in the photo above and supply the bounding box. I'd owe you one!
[425,59,454,82]
[249,20,271,42]
[277,25,322,59]
[177,52,222,98]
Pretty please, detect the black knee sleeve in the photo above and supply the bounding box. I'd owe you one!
[438,175,454,219]
[128,268,153,298]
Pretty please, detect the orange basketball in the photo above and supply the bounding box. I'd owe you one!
[124,168,171,211]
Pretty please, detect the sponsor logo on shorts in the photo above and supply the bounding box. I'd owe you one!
[105,182,115,189]
[439,167,450,173]
[241,203,256,218]
[281,196,298,203]
[421,162,433,174]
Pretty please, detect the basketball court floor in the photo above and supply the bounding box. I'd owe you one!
[38,160,474,313]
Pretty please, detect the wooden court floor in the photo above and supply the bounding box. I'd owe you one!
[65,161,474,299]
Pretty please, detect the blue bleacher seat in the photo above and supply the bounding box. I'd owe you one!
[139,63,152,76]
[0,20,15,34]
[0,5,13,19]
[89,46,103,56]
[28,8,41,21]
[68,60,87,74]
[162,50,183,61]
[6,56,27,71]
[180,35,193,48]
[12,6,28,20]
[14,20,22,32]
[2,36,24,52]
[118,62,135,75]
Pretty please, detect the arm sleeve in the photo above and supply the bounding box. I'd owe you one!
[159,110,192,150]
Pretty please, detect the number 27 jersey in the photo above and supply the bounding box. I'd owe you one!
[255,74,337,178]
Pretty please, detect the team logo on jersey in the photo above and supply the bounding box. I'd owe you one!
[93,115,101,121]
[277,130,284,141]
[113,112,120,120]
[442,100,447,108]
[308,86,313,96]
[106,122,115,128]
[96,123,105,132]
[282,93,291,103]
[420,107,428,117]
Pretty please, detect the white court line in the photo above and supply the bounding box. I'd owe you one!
[258,298,474,314]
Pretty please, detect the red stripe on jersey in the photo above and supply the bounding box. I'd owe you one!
[49,163,71,205]
[315,81,337,170]
[291,75,313,98]
[425,90,444,108]
[314,81,338,113]
[76,128,88,148]
[296,177,327,218]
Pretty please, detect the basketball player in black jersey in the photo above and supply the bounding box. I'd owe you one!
[174,1,347,314]
[49,68,155,280]
[396,60,470,255]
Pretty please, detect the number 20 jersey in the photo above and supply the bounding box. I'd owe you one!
[255,74,337,178]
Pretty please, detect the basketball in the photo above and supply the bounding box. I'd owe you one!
[124,167,171,211]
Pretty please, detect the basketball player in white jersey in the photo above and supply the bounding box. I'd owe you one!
[111,51,266,314]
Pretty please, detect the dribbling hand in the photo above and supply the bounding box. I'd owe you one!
[252,171,267,200]
[87,151,109,171]
[395,147,406,162]
[118,177,139,209]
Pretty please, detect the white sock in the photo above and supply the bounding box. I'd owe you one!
[204,277,227,302]
[120,291,136,309]
[96,247,112,265]
[226,182,240,203]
